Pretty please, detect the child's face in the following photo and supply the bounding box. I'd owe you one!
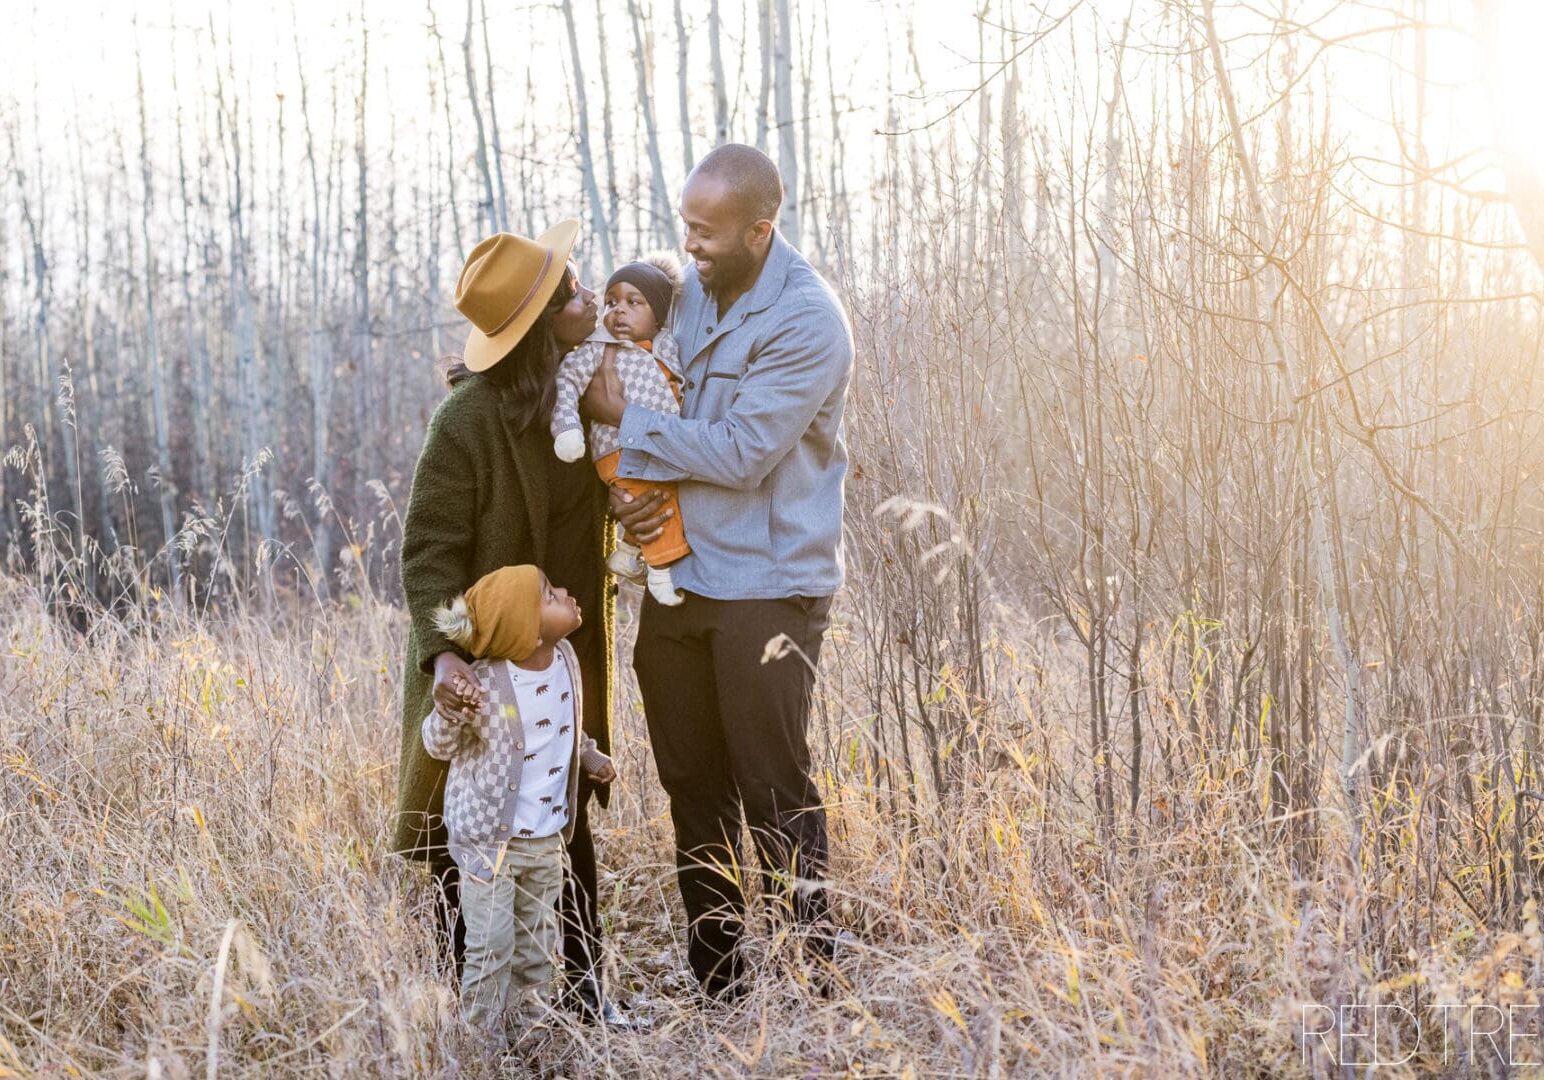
[537,573,582,644]
[603,281,659,342]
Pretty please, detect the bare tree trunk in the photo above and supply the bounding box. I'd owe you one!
[76,114,115,557]
[426,0,465,258]
[674,0,695,173]
[1199,0,1367,865]
[478,0,510,232]
[797,3,819,259]
[212,15,276,565]
[0,183,8,547]
[628,0,678,248]
[823,2,848,261]
[172,10,213,517]
[134,21,179,591]
[708,0,730,145]
[755,0,772,152]
[463,0,497,239]
[353,6,372,520]
[771,0,798,245]
[1000,11,1023,267]
[594,0,621,243]
[295,16,334,596]
[11,112,90,569]
[562,0,616,272]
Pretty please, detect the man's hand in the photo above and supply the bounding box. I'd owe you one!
[586,758,618,784]
[609,484,672,545]
[579,350,627,427]
[432,652,486,722]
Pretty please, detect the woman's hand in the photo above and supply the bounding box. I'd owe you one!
[432,652,486,721]
[587,759,617,784]
[579,352,628,427]
[609,485,672,545]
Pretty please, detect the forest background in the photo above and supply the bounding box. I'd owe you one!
[7,0,1544,1074]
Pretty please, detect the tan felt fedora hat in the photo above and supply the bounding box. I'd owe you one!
[454,220,580,373]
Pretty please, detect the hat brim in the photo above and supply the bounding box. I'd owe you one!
[463,218,581,373]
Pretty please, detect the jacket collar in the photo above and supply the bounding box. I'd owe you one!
[735,230,795,317]
[680,230,795,361]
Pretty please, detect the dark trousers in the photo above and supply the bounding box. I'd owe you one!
[429,782,602,990]
[632,591,833,995]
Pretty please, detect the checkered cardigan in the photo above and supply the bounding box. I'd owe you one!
[420,640,609,874]
[551,330,682,461]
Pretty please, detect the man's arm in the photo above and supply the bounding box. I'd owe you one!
[616,305,852,491]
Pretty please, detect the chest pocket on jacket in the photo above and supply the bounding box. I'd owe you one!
[703,339,752,382]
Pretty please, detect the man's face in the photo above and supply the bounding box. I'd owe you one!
[680,173,762,297]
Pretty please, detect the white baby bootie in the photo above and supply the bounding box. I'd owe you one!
[647,566,684,606]
[554,429,586,463]
[606,540,647,583]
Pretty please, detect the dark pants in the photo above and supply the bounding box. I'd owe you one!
[633,591,833,995]
[430,782,602,991]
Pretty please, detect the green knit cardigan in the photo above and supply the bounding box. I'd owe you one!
[393,373,614,858]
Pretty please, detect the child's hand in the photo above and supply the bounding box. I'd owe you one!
[433,652,487,721]
[586,759,617,785]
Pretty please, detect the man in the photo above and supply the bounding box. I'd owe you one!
[584,143,854,1000]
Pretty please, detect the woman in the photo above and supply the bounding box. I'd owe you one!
[394,222,629,1025]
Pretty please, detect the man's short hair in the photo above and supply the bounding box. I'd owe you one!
[691,144,783,226]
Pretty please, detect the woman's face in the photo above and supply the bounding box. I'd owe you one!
[550,265,598,348]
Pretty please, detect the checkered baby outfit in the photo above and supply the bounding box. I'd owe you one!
[551,329,682,460]
[421,639,609,878]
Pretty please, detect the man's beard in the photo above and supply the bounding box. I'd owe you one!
[698,244,758,302]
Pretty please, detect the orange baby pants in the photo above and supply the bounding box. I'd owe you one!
[595,451,690,567]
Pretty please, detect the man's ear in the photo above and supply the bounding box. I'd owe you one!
[747,218,775,247]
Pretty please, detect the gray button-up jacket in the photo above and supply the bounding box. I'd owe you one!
[616,232,854,600]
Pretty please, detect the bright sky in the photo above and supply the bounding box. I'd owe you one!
[5,0,1544,255]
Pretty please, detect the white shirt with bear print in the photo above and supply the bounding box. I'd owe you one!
[505,653,575,839]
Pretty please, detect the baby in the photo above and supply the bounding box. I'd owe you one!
[421,564,616,1041]
[552,254,690,607]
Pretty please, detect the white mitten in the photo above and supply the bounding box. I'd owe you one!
[647,566,684,606]
[554,428,586,463]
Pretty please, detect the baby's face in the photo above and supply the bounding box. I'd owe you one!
[603,281,659,342]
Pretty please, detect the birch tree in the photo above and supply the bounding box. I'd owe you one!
[594,0,621,242]
[674,0,695,174]
[562,0,616,272]
[425,0,466,259]
[478,0,510,232]
[627,0,678,248]
[770,0,799,245]
[295,21,335,594]
[463,0,497,239]
[211,15,276,551]
[709,0,730,145]
[754,0,772,152]
[134,22,178,588]
[1199,0,1368,862]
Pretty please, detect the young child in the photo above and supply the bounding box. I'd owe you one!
[551,254,690,607]
[421,564,616,1040]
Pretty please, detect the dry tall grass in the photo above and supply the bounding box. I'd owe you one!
[9,5,1544,1075]
[0,570,1528,1078]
